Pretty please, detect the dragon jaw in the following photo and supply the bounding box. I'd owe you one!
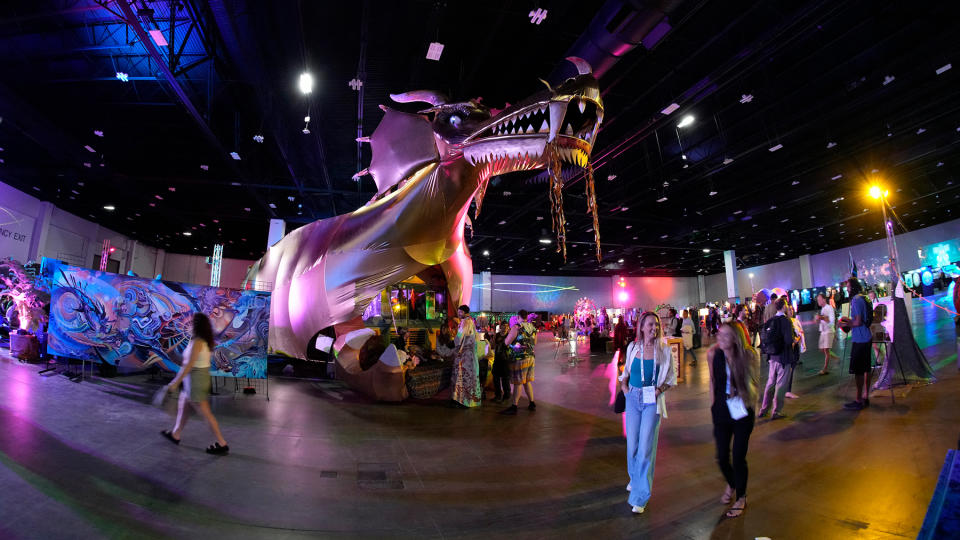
[454,73,604,220]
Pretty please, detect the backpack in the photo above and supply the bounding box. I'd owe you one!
[761,316,785,355]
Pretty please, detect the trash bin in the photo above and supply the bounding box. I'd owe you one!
[10,332,39,361]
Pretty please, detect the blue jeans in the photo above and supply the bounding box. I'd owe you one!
[625,386,661,507]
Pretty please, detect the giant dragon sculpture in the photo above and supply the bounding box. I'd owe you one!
[245,58,604,359]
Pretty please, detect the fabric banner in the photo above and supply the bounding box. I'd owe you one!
[42,258,271,378]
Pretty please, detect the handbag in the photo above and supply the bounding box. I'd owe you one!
[614,389,626,414]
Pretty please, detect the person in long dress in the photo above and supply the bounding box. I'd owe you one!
[681,309,695,364]
[451,305,481,408]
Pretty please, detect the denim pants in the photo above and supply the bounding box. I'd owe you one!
[624,386,661,507]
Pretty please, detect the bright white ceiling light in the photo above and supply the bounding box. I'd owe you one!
[528,8,548,24]
[299,72,314,94]
[660,103,680,115]
[148,29,167,46]
[115,71,129,82]
[702,248,710,253]
[677,115,695,128]
[656,196,668,203]
[708,190,718,196]
[739,94,754,104]
[483,250,490,256]
[230,152,241,160]
[831,174,843,180]
[539,238,551,244]
[84,145,96,153]
[426,42,444,61]
[826,141,837,149]
[183,231,192,236]
[253,134,264,143]
[722,157,734,165]
[103,205,115,211]
[768,143,783,152]
[882,75,895,86]
[93,130,104,137]
[618,258,625,263]
[936,63,952,75]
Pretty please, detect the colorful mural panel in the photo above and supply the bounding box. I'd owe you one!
[42,258,270,378]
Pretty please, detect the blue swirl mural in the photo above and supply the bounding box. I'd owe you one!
[42,258,270,378]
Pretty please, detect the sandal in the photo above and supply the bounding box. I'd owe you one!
[161,430,180,445]
[205,442,229,455]
[720,486,734,504]
[725,499,746,518]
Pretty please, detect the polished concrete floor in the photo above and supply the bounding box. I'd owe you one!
[1,298,957,539]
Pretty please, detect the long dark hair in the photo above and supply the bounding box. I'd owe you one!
[717,322,759,405]
[191,312,215,349]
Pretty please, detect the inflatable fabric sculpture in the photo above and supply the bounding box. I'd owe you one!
[246,58,604,359]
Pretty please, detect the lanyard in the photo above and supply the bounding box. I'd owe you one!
[725,362,732,395]
[636,342,656,386]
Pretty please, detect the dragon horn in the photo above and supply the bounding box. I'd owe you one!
[566,56,592,75]
[390,90,449,106]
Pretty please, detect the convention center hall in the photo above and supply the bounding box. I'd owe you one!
[1,1,958,538]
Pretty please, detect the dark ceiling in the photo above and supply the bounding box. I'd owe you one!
[1,0,958,276]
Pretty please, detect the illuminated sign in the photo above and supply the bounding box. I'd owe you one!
[473,282,579,294]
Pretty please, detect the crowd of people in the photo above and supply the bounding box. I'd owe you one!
[620,274,890,518]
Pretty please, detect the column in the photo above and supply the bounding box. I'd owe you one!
[153,249,166,279]
[124,239,138,274]
[723,249,739,302]
[798,254,813,288]
[27,201,54,262]
[267,219,286,249]
[697,275,706,304]
[480,271,492,312]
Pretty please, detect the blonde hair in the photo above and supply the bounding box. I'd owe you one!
[634,311,665,365]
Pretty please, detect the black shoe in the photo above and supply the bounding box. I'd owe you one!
[528,401,536,411]
[161,430,180,445]
[500,405,518,415]
[843,400,863,410]
[494,394,503,403]
[206,442,229,455]
[863,398,870,408]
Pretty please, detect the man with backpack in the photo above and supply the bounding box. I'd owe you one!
[757,298,796,419]
[842,277,874,410]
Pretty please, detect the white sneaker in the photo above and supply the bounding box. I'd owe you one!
[632,505,645,514]
[626,483,632,492]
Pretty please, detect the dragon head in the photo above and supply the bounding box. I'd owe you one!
[384,57,603,257]
[391,57,601,183]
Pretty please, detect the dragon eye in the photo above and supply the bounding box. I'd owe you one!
[448,115,462,128]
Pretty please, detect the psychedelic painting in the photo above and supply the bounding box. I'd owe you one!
[42,258,270,378]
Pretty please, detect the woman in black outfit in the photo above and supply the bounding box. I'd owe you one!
[492,323,511,402]
[708,321,760,518]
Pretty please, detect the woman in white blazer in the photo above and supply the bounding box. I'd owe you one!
[620,311,677,514]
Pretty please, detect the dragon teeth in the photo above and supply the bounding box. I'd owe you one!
[578,100,586,114]
[565,124,574,136]
[539,119,549,133]
[525,125,533,134]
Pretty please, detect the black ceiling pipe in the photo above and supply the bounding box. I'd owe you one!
[551,0,687,84]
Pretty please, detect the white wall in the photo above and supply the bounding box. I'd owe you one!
[470,273,700,313]
[706,216,960,294]
[0,181,40,262]
[160,253,256,289]
[1,179,256,288]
